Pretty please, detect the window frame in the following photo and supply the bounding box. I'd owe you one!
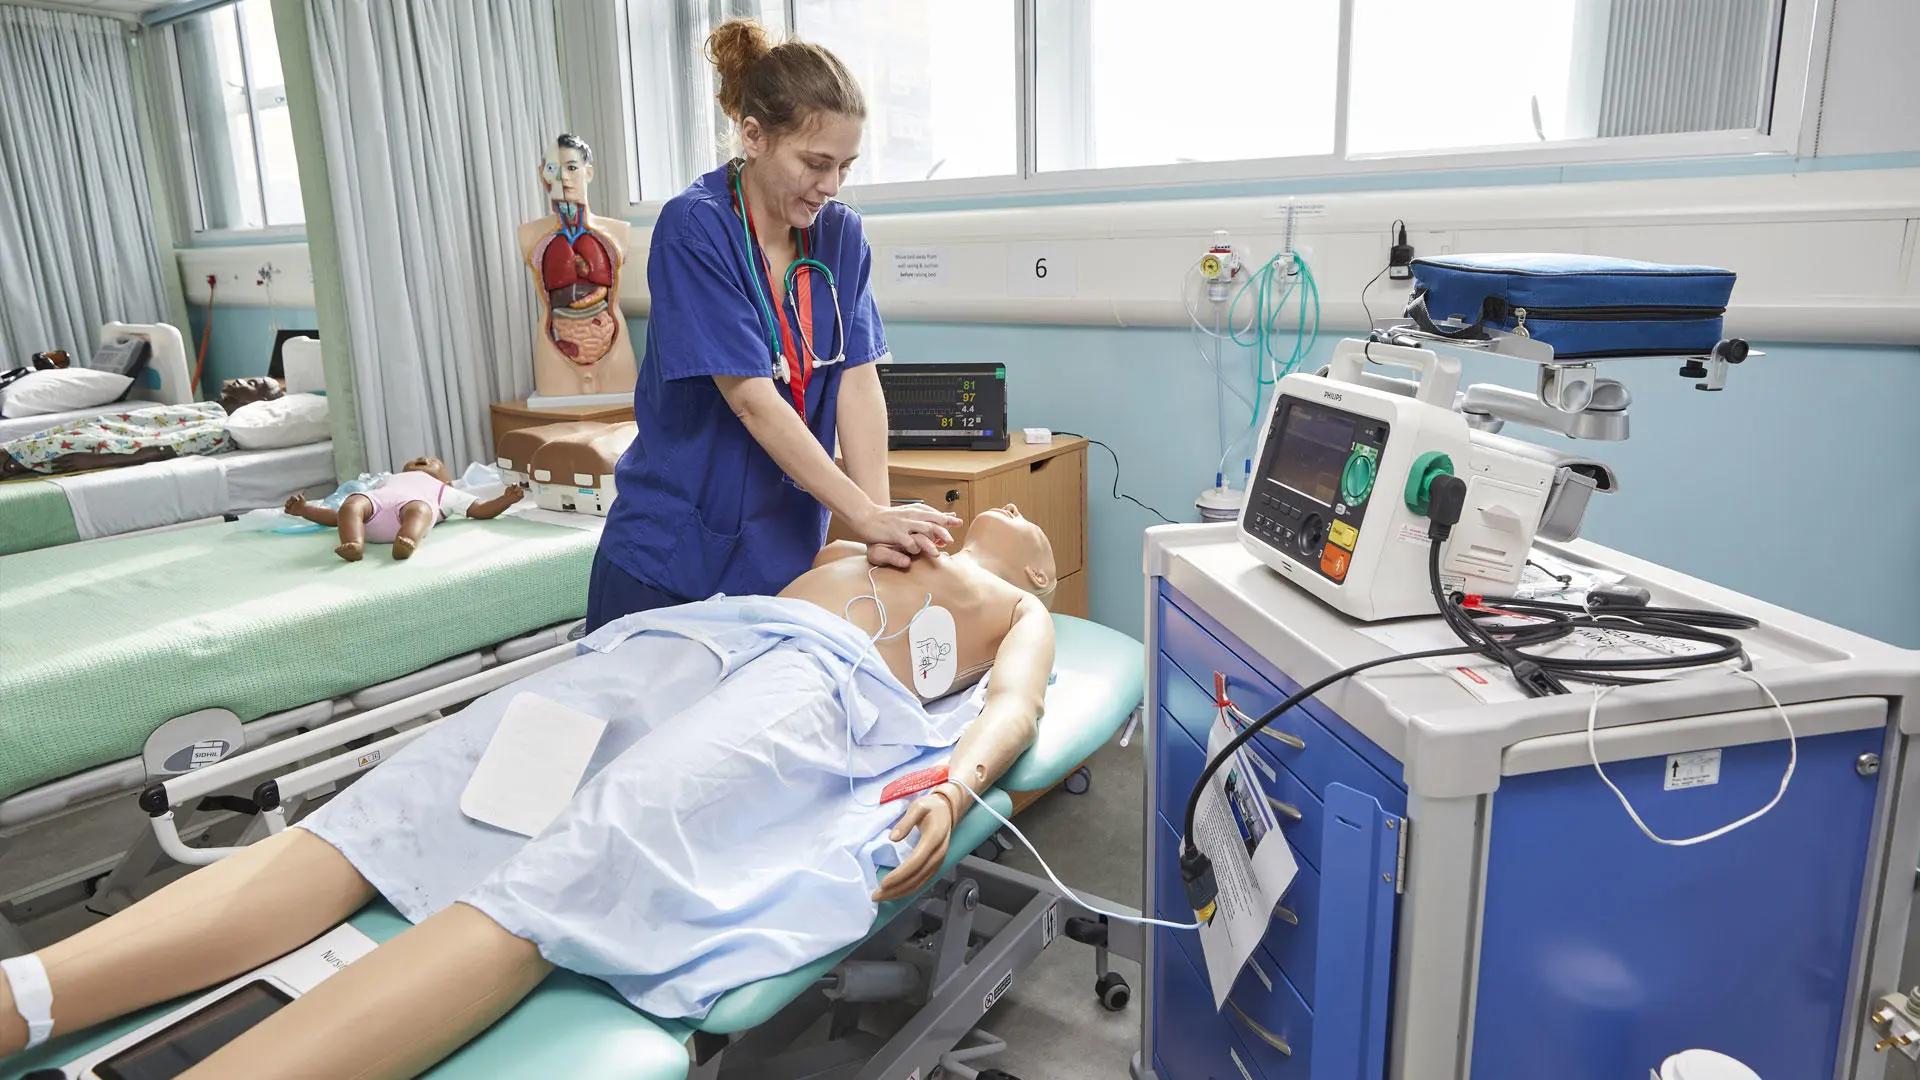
[609,0,1824,214]
[154,0,307,239]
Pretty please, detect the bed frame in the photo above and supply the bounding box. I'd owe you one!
[102,321,193,406]
[0,617,586,955]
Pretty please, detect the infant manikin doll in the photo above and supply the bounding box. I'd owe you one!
[284,456,523,562]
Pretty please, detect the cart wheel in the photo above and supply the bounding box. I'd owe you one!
[979,1071,1023,1080]
[1096,972,1132,1012]
[1064,766,1092,796]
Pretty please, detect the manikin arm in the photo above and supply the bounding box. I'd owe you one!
[875,594,1053,901]
[463,485,525,520]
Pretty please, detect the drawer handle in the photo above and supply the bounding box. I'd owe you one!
[1257,728,1307,752]
[1266,797,1302,822]
[1215,673,1306,751]
[1272,904,1299,926]
[1225,999,1293,1057]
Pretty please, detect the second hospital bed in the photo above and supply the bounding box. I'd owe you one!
[0,511,602,948]
[0,616,1151,1080]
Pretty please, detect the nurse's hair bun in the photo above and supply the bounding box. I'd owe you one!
[707,18,865,136]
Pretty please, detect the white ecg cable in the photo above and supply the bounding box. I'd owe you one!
[1585,669,1796,847]
[955,782,1205,931]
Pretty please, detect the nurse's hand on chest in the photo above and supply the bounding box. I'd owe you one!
[852,504,957,561]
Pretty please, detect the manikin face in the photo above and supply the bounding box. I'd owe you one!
[740,111,863,230]
[542,146,593,206]
[963,504,1056,600]
[402,456,452,483]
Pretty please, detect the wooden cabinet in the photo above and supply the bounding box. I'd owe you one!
[490,398,632,447]
[829,438,1090,618]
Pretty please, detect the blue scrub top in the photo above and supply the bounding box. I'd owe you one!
[599,163,888,602]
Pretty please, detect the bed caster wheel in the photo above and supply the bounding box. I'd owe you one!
[1096,971,1132,1012]
[972,832,1012,862]
[1064,766,1092,796]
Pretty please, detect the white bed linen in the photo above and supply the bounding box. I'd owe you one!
[50,456,228,540]
[221,440,336,510]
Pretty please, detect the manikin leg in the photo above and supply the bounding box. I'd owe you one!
[0,830,372,1057]
[183,902,552,1080]
[391,501,435,560]
[335,493,373,562]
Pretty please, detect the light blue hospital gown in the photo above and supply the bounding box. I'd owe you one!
[295,596,984,1020]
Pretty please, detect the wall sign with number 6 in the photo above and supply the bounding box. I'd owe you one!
[1007,243,1075,298]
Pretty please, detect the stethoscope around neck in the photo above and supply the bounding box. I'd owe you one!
[729,160,847,385]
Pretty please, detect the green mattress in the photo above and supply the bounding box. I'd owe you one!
[0,478,79,556]
[0,515,597,802]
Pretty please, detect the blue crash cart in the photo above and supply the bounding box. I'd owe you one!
[1138,524,1920,1080]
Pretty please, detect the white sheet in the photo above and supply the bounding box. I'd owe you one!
[50,456,228,540]
[28,440,334,544]
[222,440,336,510]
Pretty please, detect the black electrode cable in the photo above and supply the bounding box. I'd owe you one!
[1178,472,1759,917]
[1050,431,1178,525]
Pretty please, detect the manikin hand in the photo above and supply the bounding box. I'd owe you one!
[873,785,964,902]
[284,493,308,514]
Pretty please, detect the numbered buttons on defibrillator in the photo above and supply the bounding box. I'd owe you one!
[1327,520,1358,552]
[1340,451,1376,506]
[1321,544,1351,581]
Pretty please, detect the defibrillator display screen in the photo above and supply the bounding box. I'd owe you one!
[1267,399,1357,506]
[95,980,293,1080]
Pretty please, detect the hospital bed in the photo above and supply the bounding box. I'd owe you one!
[0,323,337,555]
[0,614,1149,1080]
[0,511,602,952]
[0,441,337,555]
[0,323,194,442]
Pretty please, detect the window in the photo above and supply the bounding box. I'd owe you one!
[622,0,1016,201]
[617,0,1798,202]
[172,0,303,231]
[1035,0,1338,172]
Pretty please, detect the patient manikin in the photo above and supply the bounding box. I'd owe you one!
[0,506,1056,1080]
[284,455,524,561]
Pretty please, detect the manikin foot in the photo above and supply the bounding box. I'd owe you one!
[393,537,418,560]
[336,542,365,562]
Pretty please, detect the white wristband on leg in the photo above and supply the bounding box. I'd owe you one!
[1,954,53,1049]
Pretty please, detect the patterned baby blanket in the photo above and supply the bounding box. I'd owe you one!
[1,401,232,475]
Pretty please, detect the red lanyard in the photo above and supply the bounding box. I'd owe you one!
[734,181,816,415]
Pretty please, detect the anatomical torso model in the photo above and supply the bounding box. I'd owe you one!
[516,134,638,400]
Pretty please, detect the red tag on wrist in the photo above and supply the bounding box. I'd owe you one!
[882,766,950,803]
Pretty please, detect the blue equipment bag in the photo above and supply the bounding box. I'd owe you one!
[1406,254,1736,359]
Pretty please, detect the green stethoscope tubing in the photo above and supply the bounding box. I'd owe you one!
[730,163,846,370]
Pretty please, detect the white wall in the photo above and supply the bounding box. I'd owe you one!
[619,169,1920,346]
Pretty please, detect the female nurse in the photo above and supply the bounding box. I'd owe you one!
[588,20,959,630]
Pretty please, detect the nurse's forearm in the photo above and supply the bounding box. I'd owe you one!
[716,375,874,523]
[837,363,892,506]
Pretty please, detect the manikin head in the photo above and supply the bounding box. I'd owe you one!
[707,19,865,231]
[401,455,453,483]
[957,505,1057,608]
[541,133,594,208]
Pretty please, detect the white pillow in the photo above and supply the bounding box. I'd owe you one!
[0,368,133,418]
[228,393,331,449]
